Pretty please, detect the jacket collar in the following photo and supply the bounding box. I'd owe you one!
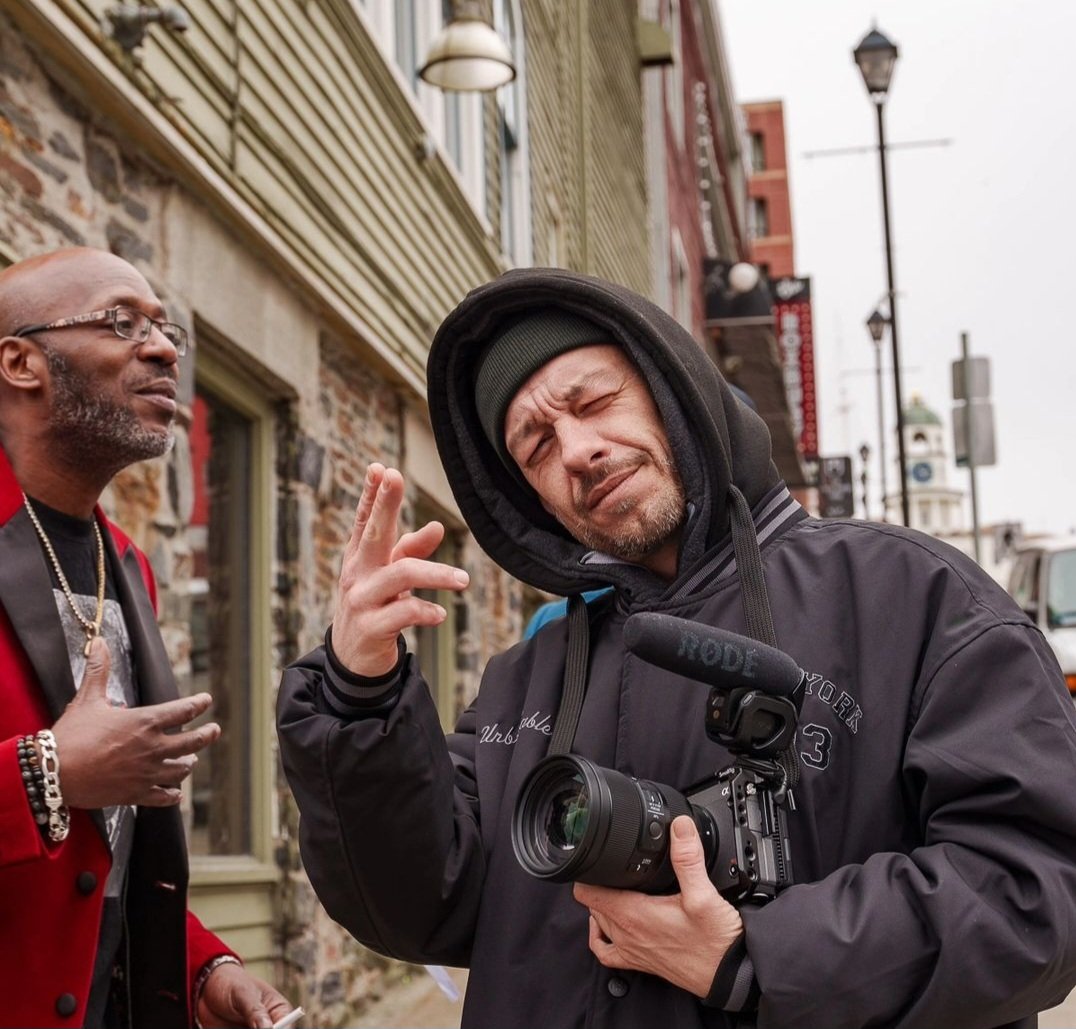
[663,485,807,603]
[0,505,78,722]
[0,445,177,723]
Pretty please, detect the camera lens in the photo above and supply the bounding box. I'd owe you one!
[512,756,606,880]
[512,754,695,892]
[545,774,590,851]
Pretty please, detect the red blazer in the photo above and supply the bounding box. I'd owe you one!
[0,448,233,1028]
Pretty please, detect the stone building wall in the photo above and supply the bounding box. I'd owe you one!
[1,0,677,1021]
[0,13,523,1024]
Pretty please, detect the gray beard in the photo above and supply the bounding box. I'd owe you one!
[43,346,175,472]
[568,457,687,563]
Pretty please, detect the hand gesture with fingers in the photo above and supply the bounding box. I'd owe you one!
[50,636,220,809]
[332,463,470,677]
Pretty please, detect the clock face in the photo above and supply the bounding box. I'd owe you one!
[911,461,934,484]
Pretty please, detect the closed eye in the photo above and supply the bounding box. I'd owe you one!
[578,391,617,415]
[526,432,554,467]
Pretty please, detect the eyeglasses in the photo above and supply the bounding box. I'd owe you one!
[14,306,189,356]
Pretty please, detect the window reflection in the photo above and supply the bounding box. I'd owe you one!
[184,387,253,856]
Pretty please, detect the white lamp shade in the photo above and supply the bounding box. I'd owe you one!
[420,17,516,92]
[727,262,760,295]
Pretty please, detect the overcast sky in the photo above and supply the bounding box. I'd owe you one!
[719,0,1075,537]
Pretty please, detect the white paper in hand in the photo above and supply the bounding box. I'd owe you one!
[424,964,461,1001]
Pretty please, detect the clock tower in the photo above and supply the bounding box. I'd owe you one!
[885,394,965,534]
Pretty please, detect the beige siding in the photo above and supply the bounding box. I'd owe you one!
[193,880,276,978]
[523,0,650,292]
[64,0,501,383]
[524,0,583,269]
[587,0,650,294]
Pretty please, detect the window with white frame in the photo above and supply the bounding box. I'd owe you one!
[359,0,487,214]
[394,0,419,88]
[749,131,766,172]
[748,196,769,240]
[495,0,532,264]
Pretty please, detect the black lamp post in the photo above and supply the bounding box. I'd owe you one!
[866,308,889,520]
[854,27,910,526]
[858,442,871,519]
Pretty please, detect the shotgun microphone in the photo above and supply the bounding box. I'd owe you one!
[624,611,805,704]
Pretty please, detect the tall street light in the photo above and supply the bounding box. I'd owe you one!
[865,308,889,520]
[858,442,871,520]
[854,27,910,526]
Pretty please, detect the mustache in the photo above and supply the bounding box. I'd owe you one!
[575,457,644,511]
[131,361,178,388]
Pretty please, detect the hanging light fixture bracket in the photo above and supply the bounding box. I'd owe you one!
[103,3,190,52]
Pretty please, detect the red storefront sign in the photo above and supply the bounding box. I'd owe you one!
[773,276,818,459]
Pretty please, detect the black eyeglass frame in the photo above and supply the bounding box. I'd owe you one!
[13,306,189,356]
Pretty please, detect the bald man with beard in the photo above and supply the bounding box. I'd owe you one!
[0,248,292,1029]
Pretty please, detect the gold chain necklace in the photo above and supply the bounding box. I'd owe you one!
[22,492,106,657]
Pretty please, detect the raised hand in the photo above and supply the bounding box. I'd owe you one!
[50,636,220,809]
[331,463,470,677]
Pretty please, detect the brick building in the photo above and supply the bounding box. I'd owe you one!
[0,0,670,1023]
[743,99,795,279]
[642,0,747,344]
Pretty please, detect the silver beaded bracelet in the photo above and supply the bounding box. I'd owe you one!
[34,730,70,843]
[192,953,242,1026]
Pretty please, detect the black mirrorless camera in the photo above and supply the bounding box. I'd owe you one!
[512,612,804,905]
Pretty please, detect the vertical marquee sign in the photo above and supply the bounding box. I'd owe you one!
[772,276,818,464]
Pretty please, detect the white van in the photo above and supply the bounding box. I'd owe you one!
[1008,538,1076,695]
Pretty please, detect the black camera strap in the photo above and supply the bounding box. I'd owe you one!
[727,484,800,796]
[546,488,798,792]
[548,594,591,756]
[727,485,777,651]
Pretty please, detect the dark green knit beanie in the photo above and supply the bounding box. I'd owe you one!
[473,309,609,465]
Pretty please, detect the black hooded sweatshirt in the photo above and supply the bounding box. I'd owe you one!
[277,268,1076,1029]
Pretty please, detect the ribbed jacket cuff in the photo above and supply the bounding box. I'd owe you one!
[703,934,759,1013]
[321,626,406,716]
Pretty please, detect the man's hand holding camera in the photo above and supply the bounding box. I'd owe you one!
[332,463,470,676]
[574,815,743,996]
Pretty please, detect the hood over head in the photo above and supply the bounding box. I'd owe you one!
[427,267,780,602]
[473,308,611,467]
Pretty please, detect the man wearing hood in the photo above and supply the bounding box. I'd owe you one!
[278,269,1076,1029]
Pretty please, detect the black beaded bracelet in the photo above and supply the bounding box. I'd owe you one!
[17,736,46,820]
[16,735,49,830]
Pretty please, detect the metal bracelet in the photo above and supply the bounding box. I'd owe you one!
[34,729,70,843]
[192,954,243,1028]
